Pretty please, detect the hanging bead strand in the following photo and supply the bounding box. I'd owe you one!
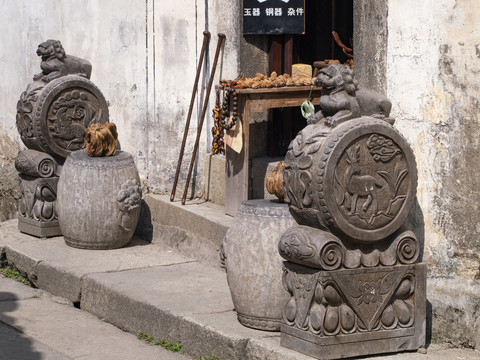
[220,87,238,130]
[211,88,225,155]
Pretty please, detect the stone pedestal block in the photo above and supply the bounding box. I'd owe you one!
[17,214,61,238]
[221,199,296,331]
[280,261,426,359]
[16,150,61,237]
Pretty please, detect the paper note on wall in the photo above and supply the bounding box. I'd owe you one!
[225,116,243,154]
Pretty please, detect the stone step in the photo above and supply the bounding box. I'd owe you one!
[145,194,234,267]
[1,217,480,360]
[0,219,311,360]
[0,275,189,360]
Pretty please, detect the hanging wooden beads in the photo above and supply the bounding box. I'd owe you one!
[220,87,238,130]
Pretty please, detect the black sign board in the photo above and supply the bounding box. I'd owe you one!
[243,0,305,35]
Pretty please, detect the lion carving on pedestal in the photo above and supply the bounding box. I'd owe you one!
[308,64,394,127]
[33,40,92,82]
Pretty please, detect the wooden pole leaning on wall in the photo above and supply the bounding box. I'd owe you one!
[170,31,211,202]
[181,33,226,205]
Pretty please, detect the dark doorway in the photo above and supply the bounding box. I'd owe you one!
[267,0,354,157]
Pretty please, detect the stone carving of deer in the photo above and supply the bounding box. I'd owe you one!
[344,145,382,215]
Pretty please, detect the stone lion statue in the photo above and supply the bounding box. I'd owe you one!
[33,40,92,82]
[308,64,394,127]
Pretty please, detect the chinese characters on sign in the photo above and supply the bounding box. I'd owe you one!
[243,0,305,35]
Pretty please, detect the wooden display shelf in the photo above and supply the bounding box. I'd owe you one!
[225,85,322,216]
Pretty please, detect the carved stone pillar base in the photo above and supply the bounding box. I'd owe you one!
[16,150,61,238]
[280,261,426,360]
[18,216,61,238]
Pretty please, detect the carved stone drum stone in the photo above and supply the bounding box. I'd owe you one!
[57,150,141,249]
[221,199,296,331]
[284,116,417,243]
[15,63,109,237]
[280,115,425,359]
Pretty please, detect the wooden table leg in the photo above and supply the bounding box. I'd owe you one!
[225,95,249,216]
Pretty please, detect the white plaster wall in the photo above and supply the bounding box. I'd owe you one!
[0,0,148,174]
[147,0,240,195]
[0,0,241,197]
[386,0,480,278]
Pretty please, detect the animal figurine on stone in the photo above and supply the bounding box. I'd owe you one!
[33,40,92,82]
[344,145,383,215]
[85,122,118,157]
[308,64,393,127]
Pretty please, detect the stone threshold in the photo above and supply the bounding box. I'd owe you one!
[1,209,479,359]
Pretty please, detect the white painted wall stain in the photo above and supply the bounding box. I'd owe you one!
[387,0,480,278]
[0,0,240,198]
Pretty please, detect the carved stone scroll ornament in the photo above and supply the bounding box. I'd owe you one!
[15,149,58,178]
[278,225,420,270]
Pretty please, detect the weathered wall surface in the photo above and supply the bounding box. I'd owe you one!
[386,0,480,280]
[353,0,388,94]
[0,0,242,220]
[0,130,21,221]
[146,1,241,196]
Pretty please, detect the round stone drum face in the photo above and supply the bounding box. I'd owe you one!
[284,117,417,243]
[46,87,104,154]
[16,75,109,159]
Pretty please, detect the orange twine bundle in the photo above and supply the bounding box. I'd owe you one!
[85,122,118,157]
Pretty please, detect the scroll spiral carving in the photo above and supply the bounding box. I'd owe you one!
[278,226,421,270]
[396,236,420,264]
[319,242,343,270]
[38,158,55,178]
[15,150,56,178]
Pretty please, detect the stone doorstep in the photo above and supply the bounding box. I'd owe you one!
[0,277,189,360]
[1,218,480,359]
[146,193,234,268]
